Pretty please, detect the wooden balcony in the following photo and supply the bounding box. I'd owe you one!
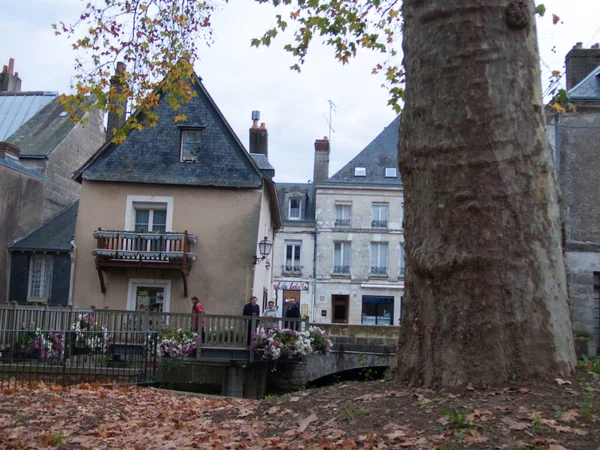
[92,229,197,295]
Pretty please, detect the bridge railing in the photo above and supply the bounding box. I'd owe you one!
[0,304,310,351]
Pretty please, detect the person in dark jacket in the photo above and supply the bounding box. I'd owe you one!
[243,296,260,345]
[285,297,301,330]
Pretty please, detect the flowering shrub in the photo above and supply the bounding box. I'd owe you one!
[250,326,333,360]
[16,322,64,360]
[71,314,110,353]
[153,327,198,358]
[307,326,334,354]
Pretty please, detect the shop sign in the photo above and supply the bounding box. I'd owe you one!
[273,281,310,291]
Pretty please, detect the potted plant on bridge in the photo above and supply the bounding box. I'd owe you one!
[250,326,332,361]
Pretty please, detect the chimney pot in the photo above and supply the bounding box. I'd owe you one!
[0,58,21,92]
[249,114,268,157]
[575,42,583,49]
[592,43,600,49]
[106,62,128,141]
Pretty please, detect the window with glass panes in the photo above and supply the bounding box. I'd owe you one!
[370,242,388,275]
[180,129,202,162]
[333,242,351,274]
[399,244,406,276]
[372,203,388,228]
[289,198,301,220]
[134,207,167,232]
[362,296,393,325]
[335,203,352,227]
[28,255,53,299]
[284,242,302,274]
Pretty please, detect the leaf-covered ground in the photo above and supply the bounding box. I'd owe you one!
[1,372,599,449]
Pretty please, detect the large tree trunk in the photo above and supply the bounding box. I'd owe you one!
[396,0,576,387]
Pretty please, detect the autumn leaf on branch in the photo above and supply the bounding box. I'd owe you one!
[54,0,214,140]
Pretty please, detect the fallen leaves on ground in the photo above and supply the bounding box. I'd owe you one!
[0,374,599,449]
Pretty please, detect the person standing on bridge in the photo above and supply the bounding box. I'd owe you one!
[285,297,301,331]
[243,296,260,346]
[263,300,279,331]
[191,296,206,342]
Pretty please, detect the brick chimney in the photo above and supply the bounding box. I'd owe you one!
[249,110,268,157]
[313,137,330,184]
[106,62,127,141]
[0,142,21,159]
[0,58,22,92]
[565,42,600,90]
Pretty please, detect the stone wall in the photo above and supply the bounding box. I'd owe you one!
[42,110,105,221]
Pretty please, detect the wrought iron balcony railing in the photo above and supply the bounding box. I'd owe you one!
[371,220,388,228]
[334,219,351,227]
[282,265,303,276]
[370,266,388,276]
[333,265,350,275]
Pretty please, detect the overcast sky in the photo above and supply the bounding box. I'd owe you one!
[1,0,599,183]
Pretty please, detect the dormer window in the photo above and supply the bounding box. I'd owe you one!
[180,128,203,162]
[385,167,397,178]
[289,198,302,220]
[354,167,366,177]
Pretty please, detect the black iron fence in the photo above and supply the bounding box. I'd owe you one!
[0,329,157,389]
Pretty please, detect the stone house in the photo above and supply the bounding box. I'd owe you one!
[546,43,600,353]
[272,156,319,317]
[273,116,404,324]
[313,116,404,325]
[71,73,281,315]
[0,58,105,304]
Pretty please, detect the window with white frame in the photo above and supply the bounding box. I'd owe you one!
[335,203,352,227]
[28,255,53,300]
[180,128,203,162]
[289,198,301,220]
[399,244,406,276]
[354,167,366,177]
[370,242,389,275]
[125,196,173,233]
[284,241,302,274]
[333,242,351,274]
[372,203,389,228]
[385,167,397,178]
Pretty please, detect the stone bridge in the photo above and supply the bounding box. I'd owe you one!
[267,324,399,392]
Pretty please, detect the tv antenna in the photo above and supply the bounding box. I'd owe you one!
[324,100,336,142]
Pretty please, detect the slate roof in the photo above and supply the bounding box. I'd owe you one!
[0,91,58,141]
[0,154,45,180]
[323,115,402,186]
[569,65,600,101]
[77,74,263,188]
[6,98,77,157]
[276,182,316,222]
[9,201,78,253]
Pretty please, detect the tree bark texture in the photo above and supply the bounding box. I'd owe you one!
[396,0,576,386]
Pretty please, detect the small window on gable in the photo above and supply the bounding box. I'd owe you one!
[354,167,366,177]
[385,167,397,178]
[180,129,203,162]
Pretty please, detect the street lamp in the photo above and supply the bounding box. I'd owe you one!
[253,236,272,265]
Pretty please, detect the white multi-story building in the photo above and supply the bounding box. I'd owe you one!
[274,117,405,325]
